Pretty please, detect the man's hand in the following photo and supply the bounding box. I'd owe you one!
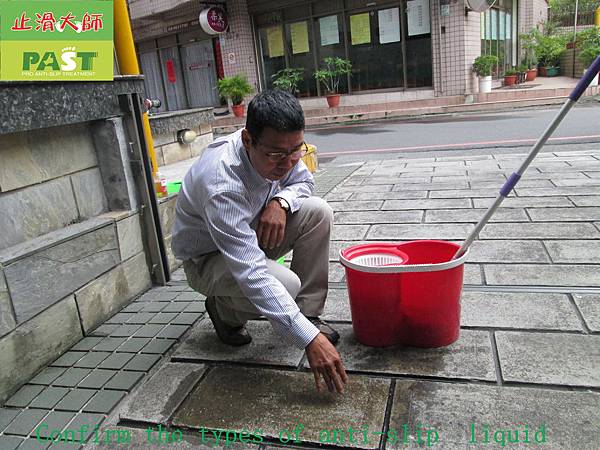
[257,200,287,249]
[305,333,348,394]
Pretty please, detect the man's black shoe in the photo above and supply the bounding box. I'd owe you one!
[205,297,252,346]
[307,317,340,345]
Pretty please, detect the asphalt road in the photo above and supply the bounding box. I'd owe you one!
[304,103,600,157]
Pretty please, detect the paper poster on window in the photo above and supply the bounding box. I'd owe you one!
[319,15,339,46]
[378,8,400,44]
[266,26,284,58]
[407,0,430,36]
[350,13,370,45]
[290,21,309,54]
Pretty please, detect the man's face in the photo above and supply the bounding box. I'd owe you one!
[242,127,305,181]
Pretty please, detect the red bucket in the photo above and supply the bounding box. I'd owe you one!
[340,240,467,348]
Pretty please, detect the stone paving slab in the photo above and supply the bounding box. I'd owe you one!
[334,211,423,224]
[474,196,573,208]
[573,294,600,332]
[544,240,600,263]
[461,292,582,331]
[351,191,428,201]
[514,186,600,196]
[527,207,600,221]
[570,195,600,206]
[172,319,304,367]
[484,264,600,286]
[367,224,473,240]
[334,184,394,193]
[328,201,384,212]
[464,264,483,285]
[382,199,472,210]
[389,380,600,450]
[120,362,205,424]
[392,182,470,191]
[425,209,528,222]
[480,222,600,239]
[173,367,390,449]
[331,225,371,241]
[313,325,495,381]
[329,263,346,282]
[428,189,499,199]
[466,240,550,263]
[322,288,352,322]
[495,331,600,387]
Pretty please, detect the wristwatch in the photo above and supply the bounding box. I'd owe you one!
[274,197,290,212]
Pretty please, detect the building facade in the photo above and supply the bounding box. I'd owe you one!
[129,0,548,112]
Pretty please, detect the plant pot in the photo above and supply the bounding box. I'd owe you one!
[326,94,340,108]
[540,66,559,77]
[478,75,492,93]
[231,103,245,118]
[526,68,537,81]
[504,75,518,87]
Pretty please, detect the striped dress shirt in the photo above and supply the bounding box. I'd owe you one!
[171,129,319,349]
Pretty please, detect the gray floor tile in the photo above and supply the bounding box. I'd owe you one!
[29,367,66,386]
[141,303,168,313]
[89,324,119,336]
[173,367,389,449]
[496,331,600,387]
[174,291,204,301]
[73,352,111,369]
[17,438,51,449]
[29,387,70,409]
[125,312,157,324]
[148,312,178,324]
[120,302,145,313]
[104,312,135,324]
[115,337,151,353]
[5,385,45,407]
[92,337,127,352]
[132,324,166,338]
[64,413,105,443]
[173,319,304,367]
[0,435,22,450]
[545,240,600,263]
[335,210,423,225]
[54,389,97,412]
[461,292,582,331]
[367,223,473,240]
[484,263,600,287]
[480,222,600,239]
[70,337,103,352]
[0,408,20,432]
[82,390,126,414]
[51,352,86,368]
[155,324,188,339]
[33,411,75,438]
[52,368,92,388]
[103,371,144,391]
[326,325,495,381]
[141,339,176,354]
[183,302,205,314]
[573,294,600,332]
[170,313,203,326]
[78,369,117,389]
[97,353,134,370]
[160,302,189,313]
[109,324,142,337]
[322,289,352,322]
[388,380,600,450]
[3,409,48,436]
[123,354,161,372]
[331,225,371,241]
[466,240,550,263]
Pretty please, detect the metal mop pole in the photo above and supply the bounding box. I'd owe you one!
[454,55,600,260]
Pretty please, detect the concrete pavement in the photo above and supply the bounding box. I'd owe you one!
[0,144,599,449]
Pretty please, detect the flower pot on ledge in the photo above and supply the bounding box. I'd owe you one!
[231,103,246,118]
[326,94,340,108]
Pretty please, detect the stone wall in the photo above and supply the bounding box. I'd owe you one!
[0,79,156,403]
[149,108,214,167]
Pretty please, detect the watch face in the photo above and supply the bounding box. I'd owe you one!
[278,198,289,211]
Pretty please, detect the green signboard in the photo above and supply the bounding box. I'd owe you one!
[0,0,114,81]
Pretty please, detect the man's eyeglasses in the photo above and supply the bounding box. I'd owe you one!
[258,141,308,162]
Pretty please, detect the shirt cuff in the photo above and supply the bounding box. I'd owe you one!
[284,312,320,349]
[273,191,298,213]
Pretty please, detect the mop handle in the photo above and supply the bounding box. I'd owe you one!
[453,55,600,260]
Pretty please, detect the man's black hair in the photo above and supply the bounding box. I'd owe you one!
[245,89,305,142]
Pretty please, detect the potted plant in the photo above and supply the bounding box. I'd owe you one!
[314,57,352,107]
[535,33,566,77]
[217,74,254,118]
[472,55,499,93]
[520,29,538,81]
[271,68,304,95]
[504,68,518,87]
[517,64,529,84]
[576,26,600,87]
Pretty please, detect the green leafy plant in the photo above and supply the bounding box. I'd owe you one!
[271,68,304,94]
[217,74,254,105]
[520,29,539,69]
[577,26,600,67]
[504,68,518,76]
[472,55,499,77]
[313,57,352,94]
[534,32,567,68]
